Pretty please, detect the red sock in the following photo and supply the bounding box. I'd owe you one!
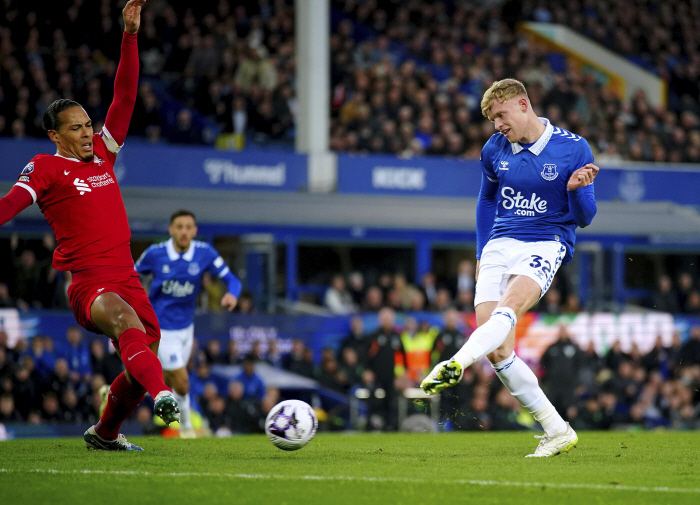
[118,328,170,400]
[95,371,146,440]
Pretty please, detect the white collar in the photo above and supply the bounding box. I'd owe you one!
[166,238,196,261]
[511,117,553,156]
[54,152,85,162]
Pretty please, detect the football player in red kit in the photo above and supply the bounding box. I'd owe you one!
[0,0,178,451]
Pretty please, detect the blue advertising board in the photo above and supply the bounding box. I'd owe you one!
[337,153,700,205]
[0,138,307,192]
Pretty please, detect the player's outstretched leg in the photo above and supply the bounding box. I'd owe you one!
[525,423,578,457]
[491,351,577,457]
[154,391,180,425]
[420,360,463,395]
[118,328,180,425]
[421,307,516,395]
[86,372,146,451]
[85,426,143,451]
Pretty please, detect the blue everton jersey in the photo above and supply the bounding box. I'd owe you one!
[479,118,595,264]
[135,238,236,330]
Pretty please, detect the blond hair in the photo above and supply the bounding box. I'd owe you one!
[480,78,528,118]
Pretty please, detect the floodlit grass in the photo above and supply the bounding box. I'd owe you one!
[1,431,699,505]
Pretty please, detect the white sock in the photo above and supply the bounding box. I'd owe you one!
[492,352,567,435]
[453,307,517,367]
[174,392,191,430]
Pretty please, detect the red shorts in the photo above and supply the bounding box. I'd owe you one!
[67,268,160,351]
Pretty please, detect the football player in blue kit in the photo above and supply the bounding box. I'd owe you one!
[422,79,599,457]
[134,209,242,437]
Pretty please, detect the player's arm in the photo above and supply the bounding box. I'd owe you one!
[567,144,599,228]
[0,186,33,226]
[208,250,242,311]
[102,0,146,152]
[476,144,499,278]
[134,246,155,275]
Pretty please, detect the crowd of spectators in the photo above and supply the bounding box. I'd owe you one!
[4,0,700,163]
[649,272,700,315]
[321,261,576,316]
[2,310,700,433]
[330,0,700,163]
[0,0,296,146]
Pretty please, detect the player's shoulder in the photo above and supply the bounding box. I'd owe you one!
[193,240,215,254]
[145,240,169,254]
[548,124,591,150]
[193,240,211,248]
[481,133,508,165]
[24,154,56,171]
[484,132,509,153]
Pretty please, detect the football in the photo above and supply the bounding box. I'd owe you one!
[265,399,318,451]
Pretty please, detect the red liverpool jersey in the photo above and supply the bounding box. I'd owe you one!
[15,129,133,272]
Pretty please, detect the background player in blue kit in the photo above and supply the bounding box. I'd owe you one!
[134,209,242,437]
[422,79,599,457]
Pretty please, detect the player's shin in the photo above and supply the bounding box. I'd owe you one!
[492,352,567,435]
[118,328,171,399]
[95,372,146,440]
[173,391,192,430]
[452,307,516,368]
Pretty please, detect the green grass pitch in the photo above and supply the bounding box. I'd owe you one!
[1,431,699,505]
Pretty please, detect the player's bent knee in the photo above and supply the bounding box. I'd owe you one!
[487,343,514,364]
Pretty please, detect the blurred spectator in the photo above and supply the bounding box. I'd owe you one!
[347,271,365,307]
[89,338,123,384]
[324,274,356,314]
[338,315,368,367]
[204,339,227,365]
[540,325,583,416]
[224,341,240,365]
[234,354,266,401]
[282,340,315,378]
[651,275,681,313]
[338,347,363,391]
[167,108,203,145]
[225,380,260,433]
[432,308,468,364]
[0,393,22,423]
[362,285,384,312]
[0,283,14,308]
[399,318,438,383]
[680,326,700,366]
[57,326,92,384]
[233,290,256,315]
[22,336,56,381]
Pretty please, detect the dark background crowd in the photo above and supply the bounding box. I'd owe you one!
[2,0,700,161]
[2,309,700,434]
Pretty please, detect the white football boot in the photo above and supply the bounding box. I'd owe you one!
[525,423,578,458]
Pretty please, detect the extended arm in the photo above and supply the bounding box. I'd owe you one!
[102,0,145,148]
[0,186,33,226]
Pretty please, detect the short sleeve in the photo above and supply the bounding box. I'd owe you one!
[14,157,55,204]
[135,246,155,274]
[205,246,230,278]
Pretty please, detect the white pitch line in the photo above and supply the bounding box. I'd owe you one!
[1,468,699,494]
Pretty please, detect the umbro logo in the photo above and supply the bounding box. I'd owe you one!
[74,178,92,195]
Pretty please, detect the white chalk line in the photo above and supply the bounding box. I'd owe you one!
[1,468,698,494]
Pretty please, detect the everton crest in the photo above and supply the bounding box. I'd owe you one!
[541,163,558,181]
